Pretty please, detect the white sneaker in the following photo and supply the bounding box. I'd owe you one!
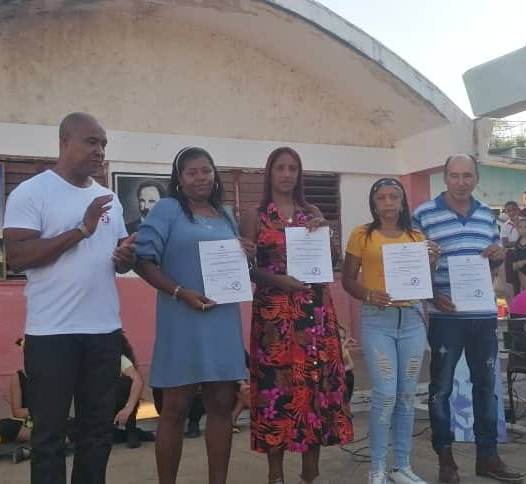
[368,471,388,484]
[389,467,427,484]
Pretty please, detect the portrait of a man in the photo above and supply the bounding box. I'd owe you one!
[112,173,170,235]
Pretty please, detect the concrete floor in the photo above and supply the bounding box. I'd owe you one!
[2,407,526,484]
[1,340,525,483]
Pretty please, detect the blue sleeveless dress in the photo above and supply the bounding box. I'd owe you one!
[135,198,246,388]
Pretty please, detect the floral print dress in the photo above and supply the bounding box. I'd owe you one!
[250,203,353,453]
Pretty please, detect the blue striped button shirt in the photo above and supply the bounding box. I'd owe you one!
[412,192,500,319]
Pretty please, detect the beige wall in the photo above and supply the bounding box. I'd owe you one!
[0,9,390,148]
[340,173,388,249]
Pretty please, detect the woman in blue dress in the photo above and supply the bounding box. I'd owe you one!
[135,147,252,484]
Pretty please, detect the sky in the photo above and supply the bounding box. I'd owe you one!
[318,0,526,120]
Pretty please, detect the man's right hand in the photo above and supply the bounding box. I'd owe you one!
[275,275,310,293]
[83,195,113,235]
[433,292,456,313]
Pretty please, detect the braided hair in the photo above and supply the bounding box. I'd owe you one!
[168,147,237,233]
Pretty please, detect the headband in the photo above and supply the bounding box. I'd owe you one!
[174,146,195,174]
[371,178,404,194]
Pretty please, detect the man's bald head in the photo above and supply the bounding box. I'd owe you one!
[444,153,479,178]
[59,112,102,141]
[57,112,107,181]
[443,153,479,203]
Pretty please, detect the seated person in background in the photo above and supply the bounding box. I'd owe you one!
[510,218,526,294]
[114,333,145,448]
[0,338,32,464]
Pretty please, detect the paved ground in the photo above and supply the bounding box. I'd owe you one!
[2,405,526,483]
[1,341,525,483]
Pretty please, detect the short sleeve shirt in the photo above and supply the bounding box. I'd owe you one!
[346,225,425,292]
[3,170,127,335]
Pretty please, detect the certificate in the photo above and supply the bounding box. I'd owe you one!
[382,241,433,301]
[285,226,334,283]
[448,255,496,312]
[198,239,253,304]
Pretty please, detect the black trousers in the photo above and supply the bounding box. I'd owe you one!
[25,330,121,484]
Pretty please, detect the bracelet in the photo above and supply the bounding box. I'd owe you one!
[77,222,91,238]
[172,285,182,299]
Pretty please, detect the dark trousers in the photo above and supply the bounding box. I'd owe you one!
[25,331,121,484]
[428,317,498,457]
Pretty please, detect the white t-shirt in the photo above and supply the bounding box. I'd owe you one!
[3,170,128,335]
[501,220,519,243]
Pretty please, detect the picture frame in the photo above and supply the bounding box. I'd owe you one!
[111,172,171,234]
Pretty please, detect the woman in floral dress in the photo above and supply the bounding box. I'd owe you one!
[241,147,353,484]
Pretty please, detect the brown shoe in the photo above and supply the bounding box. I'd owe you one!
[476,455,524,483]
[438,447,460,483]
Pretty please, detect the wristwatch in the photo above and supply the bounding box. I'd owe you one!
[77,222,91,238]
[172,285,183,299]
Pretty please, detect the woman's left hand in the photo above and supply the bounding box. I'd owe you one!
[306,217,329,232]
[427,240,441,265]
[238,237,257,258]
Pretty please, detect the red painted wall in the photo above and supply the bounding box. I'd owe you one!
[0,276,356,416]
[0,168,436,416]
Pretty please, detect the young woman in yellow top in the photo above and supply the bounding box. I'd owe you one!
[342,178,440,484]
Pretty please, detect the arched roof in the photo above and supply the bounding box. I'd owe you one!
[0,0,470,144]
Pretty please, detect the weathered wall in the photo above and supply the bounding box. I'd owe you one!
[0,8,390,147]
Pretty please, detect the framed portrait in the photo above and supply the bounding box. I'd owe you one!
[0,162,5,280]
[112,172,171,234]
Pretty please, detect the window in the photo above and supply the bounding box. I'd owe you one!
[219,168,342,268]
[1,157,107,279]
[1,160,341,279]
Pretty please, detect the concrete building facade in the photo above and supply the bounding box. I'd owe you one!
[0,0,477,400]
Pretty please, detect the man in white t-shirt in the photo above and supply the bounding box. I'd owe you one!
[3,113,135,484]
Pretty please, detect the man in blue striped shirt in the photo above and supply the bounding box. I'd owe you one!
[413,155,523,483]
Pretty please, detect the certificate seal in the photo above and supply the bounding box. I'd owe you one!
[410,277,420,286]
[473,289,484,298]
[311,267,321,276]
[231,281,242,291]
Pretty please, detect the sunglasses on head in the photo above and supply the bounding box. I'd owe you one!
[371,178,403,193]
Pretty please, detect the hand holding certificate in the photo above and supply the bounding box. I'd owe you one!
[448,255,496,312]
[198,239,253,304]
[285,226,334,283]
[382,241,434,301]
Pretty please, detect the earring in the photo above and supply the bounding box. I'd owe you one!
[214,182,219,191]
[175,184,180,193]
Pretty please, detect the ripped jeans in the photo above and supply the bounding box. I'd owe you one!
[361,304,426,473]
[428,317,498,457]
